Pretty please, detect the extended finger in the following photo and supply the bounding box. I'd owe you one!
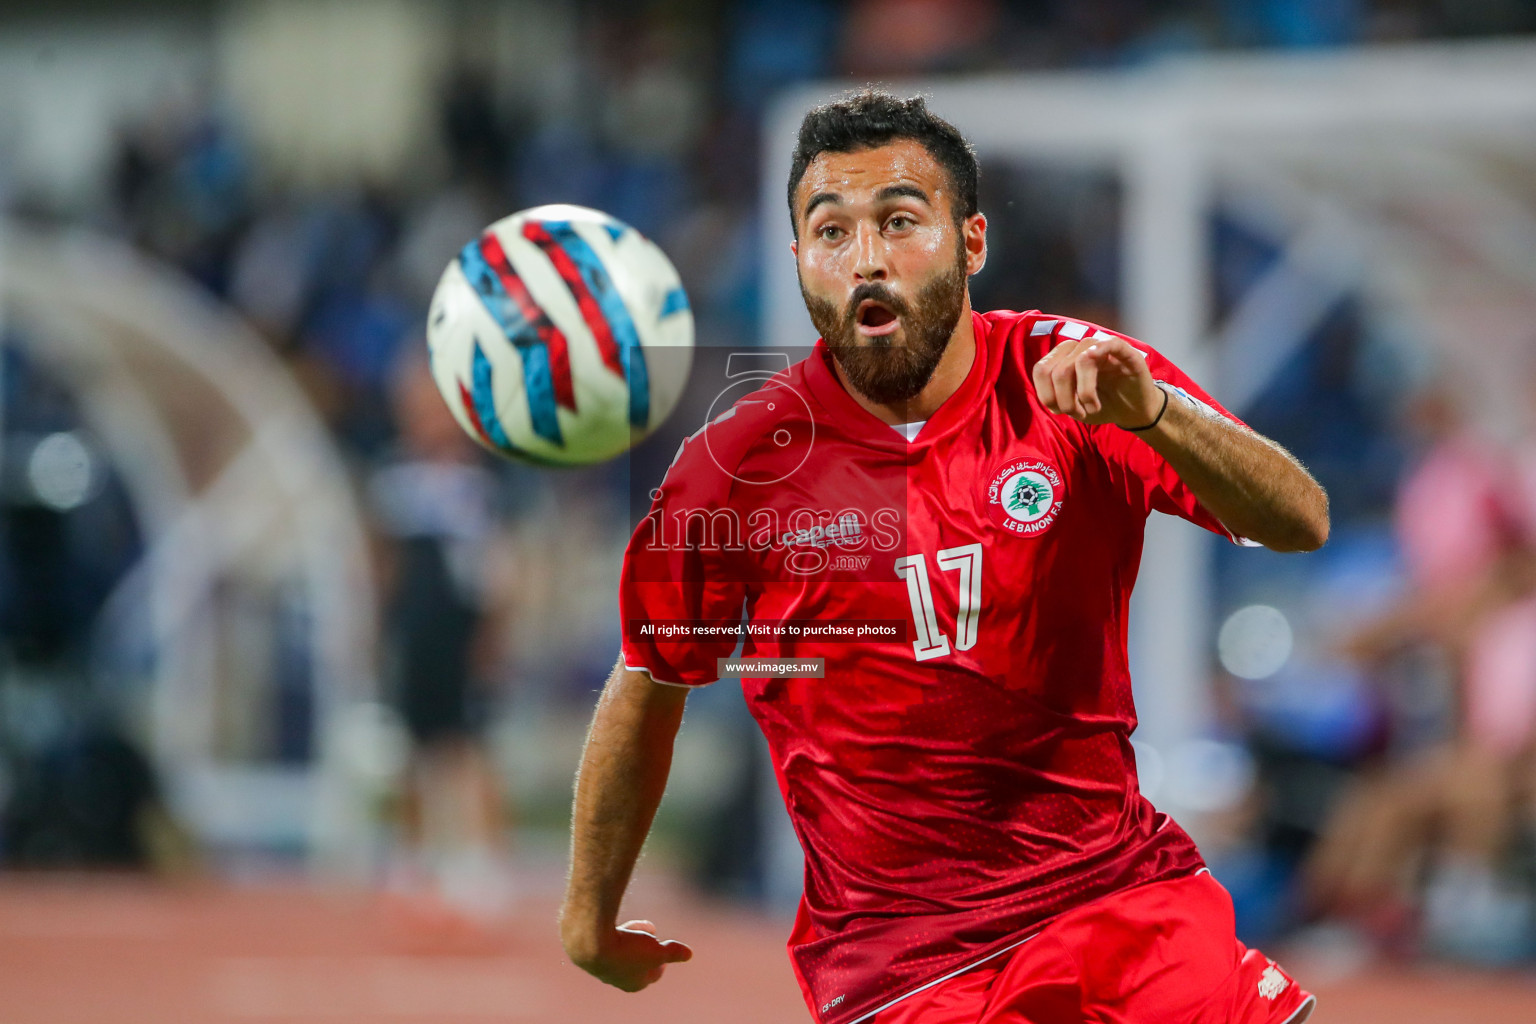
[1099,348,1134,373]
[1094,336,1146,375]
[1093,339,1162,414]
[1075,346,1102,416]
[1048,342,1084,417]
[1030,341,1067,406]
[619,920,657,935]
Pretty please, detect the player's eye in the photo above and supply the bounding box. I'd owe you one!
[886,214,914,231]
[818,224,844,241]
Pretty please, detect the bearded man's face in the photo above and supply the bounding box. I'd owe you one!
[792,139,978,407]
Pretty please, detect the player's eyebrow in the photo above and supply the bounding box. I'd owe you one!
[803,184,930,223]
[875,184,931,205]
[803,191,841,220]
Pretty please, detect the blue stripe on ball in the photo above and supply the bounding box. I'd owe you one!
[660,287,690,318]
[469,339,568,466]
[541,222,651,429]
[458,239,565,445]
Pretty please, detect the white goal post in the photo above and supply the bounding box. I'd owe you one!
[0,224,380,873]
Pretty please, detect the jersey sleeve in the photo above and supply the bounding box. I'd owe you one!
[1080,325,1252,543]
[618,432,748,688]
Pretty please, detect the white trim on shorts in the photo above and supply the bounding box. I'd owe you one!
[843,868,1215,1024]
[1279,993,1318,1024]
[846,932,1041,1024]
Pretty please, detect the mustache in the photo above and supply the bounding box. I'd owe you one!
[843,282,909,324]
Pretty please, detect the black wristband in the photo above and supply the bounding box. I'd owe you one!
[1120,384,1168,433]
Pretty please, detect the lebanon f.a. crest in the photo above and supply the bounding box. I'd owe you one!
[986,458,1064,535]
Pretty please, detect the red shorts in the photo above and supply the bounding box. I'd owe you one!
[873,872,1314,1024]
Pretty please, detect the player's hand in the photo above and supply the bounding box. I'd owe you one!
[1031,334,1163,429]
[564,918,694,992]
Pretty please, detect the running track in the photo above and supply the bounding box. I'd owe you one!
[0,870,1532,1022]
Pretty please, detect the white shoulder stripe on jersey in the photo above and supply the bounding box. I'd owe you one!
[1032,320,1122,344]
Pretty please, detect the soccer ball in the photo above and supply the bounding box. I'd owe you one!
[425,204,693,466]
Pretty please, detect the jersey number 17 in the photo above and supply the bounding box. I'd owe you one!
[894,543,982,662]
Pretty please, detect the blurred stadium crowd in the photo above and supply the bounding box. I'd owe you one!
[3,0,1536,974]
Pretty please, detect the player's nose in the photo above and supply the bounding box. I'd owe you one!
[852,222,888,282]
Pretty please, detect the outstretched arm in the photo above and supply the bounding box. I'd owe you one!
[1033,335,1329,553]
[560,660,694,991]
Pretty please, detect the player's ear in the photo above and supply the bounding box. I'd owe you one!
[964,213,987,276]
[790,239,798,258]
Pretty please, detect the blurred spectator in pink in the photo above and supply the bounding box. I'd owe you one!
[1307,380,1536,960]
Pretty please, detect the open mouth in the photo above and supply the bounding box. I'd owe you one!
[855,299,900,336]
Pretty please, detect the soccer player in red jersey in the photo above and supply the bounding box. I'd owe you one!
[560,90,1328,1024]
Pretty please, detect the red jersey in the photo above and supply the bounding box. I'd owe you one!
[620,310,1244,1024]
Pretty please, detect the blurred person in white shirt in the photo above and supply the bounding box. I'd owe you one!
[370,353,518,926]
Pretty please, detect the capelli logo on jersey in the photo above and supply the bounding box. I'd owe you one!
[779,512,863,549]
[986,458,1064,535]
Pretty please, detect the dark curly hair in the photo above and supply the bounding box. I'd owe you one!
[787,88,978,236]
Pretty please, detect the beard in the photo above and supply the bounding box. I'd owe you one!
[801,247,968,407]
